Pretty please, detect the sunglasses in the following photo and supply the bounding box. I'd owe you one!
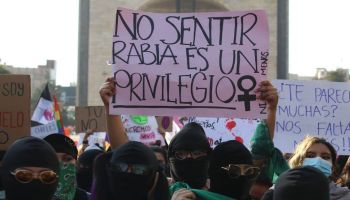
[109,163,155,176]
[221,164,260,179]
[11,169,58,184]
[174,150,207,160]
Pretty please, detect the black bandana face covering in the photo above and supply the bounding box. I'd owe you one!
[211,172,253,199]
[1,137,59,200]
[169,156,209,189]
[209,140,254,199]
[107,141,161,200]
[77,149,103,192]
[168,122,211,189]
[108,171,155,200]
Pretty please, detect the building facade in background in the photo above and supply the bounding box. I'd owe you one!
[78,0,289,106]
[4,60,56,97]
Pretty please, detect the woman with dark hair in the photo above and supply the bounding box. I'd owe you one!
[1,137,60,200]
[91,141,169,200]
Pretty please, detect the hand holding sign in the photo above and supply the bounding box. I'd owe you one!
[83,129,95,141]
[255,80,278,139]
[255,80,278,111]
[99,78,128,149]
[99,77,116,107]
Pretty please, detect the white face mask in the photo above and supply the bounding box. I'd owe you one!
[303,157,332,177]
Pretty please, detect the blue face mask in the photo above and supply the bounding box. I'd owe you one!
[303,157,332,177]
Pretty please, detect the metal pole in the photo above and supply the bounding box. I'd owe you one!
[77,0,90,106]
[192,0,196,12]
[176,0,181,13]
[277,0,289,79]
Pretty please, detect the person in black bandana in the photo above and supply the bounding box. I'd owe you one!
[76,149,103,192]
[273,166,330,200]
[1,137,59,200]
[168,122,211,189]
[92,141,169,200]
[209,140,259,200]
[44,134,89,200]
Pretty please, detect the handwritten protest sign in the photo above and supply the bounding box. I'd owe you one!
[122,115,166,146]
[77,132,107,147]
[0,75,30,150]
[273,80,350,155]
[75,106,106,133]
[110,8,269,118]
[184,117,258,148]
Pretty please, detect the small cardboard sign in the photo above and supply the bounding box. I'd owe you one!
[75,106,107,133]
[0,75,31,150]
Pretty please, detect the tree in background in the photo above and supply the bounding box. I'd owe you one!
[0,66,10,74]
[326,68,349,82]
[0,59,10,74]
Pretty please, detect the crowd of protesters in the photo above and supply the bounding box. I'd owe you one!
[1,78,350,200]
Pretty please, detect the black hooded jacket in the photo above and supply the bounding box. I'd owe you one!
[168,122,211,189]
[1,137,60,200]
[77,149,104,192]
[93,141,169,200]
[273,166,330,200]
[209,140,254,200]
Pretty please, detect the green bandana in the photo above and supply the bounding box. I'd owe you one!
[169,182,235,200]
[54,162,77,200]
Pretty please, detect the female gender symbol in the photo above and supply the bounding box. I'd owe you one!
[237,75,257,111]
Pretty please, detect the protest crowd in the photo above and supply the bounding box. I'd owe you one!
[1,76,350,200]
[2,7,350,200]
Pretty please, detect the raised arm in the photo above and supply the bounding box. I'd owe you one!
[256,80,278,140]
[79,129,94,155]
[99,77,128,149]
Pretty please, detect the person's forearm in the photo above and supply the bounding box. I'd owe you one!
[105,106,128,149]
[266,107,276,140]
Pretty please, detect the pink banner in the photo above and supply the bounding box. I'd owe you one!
[110,8,269,118]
